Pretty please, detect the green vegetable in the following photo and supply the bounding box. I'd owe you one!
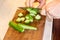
[30,10,37,15]
[35,15,41,20]
[16,17,25,22]
[26,7,33,11]
[18,13,23,17]
[25,15,30,20]
[32,8,39,13]
[9,21,24,32]
[25,15,33,22]
[25,20,30,24]
[29,13,35,16]
[16,18,21,22]
[18,23,37,30]
[20,17,25,21]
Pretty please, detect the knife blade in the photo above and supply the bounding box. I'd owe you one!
[43,17,53,40]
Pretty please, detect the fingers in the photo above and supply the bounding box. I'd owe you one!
[26,0,45,8]
[25,0,30,7]
[30,0,35,7]
[41,5,46,16]
[38,0,46,8]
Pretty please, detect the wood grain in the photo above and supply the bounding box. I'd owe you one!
[4,8,46,40]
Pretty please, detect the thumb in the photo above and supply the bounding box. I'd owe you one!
[40,5,46,16]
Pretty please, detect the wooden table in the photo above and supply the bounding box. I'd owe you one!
[53,19,60,40]
[3,8,46,40]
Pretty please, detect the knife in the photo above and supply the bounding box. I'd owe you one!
[43,17,53,40]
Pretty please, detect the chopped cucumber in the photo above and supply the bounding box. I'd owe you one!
[32,8,39,13]
[18,23,37,30]
[18,13,23,17]
[20,17,25,21]
[35,15,41,20]
[16,18,21,22]
[16,17,25,22]
[25,15,30,20]
[25,20,30,24]
[30,10,37,15]
[26,7,32,12]
[9,21,25,32]
[29,18,33,22]
[25,15,33,20]
[29,13,35,16]
[25,15,33,23]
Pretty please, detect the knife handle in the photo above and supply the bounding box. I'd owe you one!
[53,19,60,40]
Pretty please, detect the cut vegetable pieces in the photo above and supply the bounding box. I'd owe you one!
[16,17,25,22]
[20,17,25,21]
[26,7,32,12]
[25,20,30,24]
[18,23,37,30]
[9,21,37,32]
[9,21,25,32]
[30,10,37,15]
[16,18,21,22]
[18,13,23,17]
[35,15,41,20]
[25,15,33,22]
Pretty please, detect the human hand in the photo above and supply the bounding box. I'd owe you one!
[41,0,60,21]
[26,0,45,8]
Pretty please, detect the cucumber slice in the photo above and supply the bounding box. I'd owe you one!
[16,18,21,22]
[25,15,30,20]
[29,13,35,16]
[30,10,37,15]
[26,7,33,12]
[35,15,41,20]
[16,17,25,22]
[20,17,25,21]
[25,20,30,24]
[18,13,23,17]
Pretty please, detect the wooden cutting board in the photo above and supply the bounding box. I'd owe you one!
[4,8,46,40]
